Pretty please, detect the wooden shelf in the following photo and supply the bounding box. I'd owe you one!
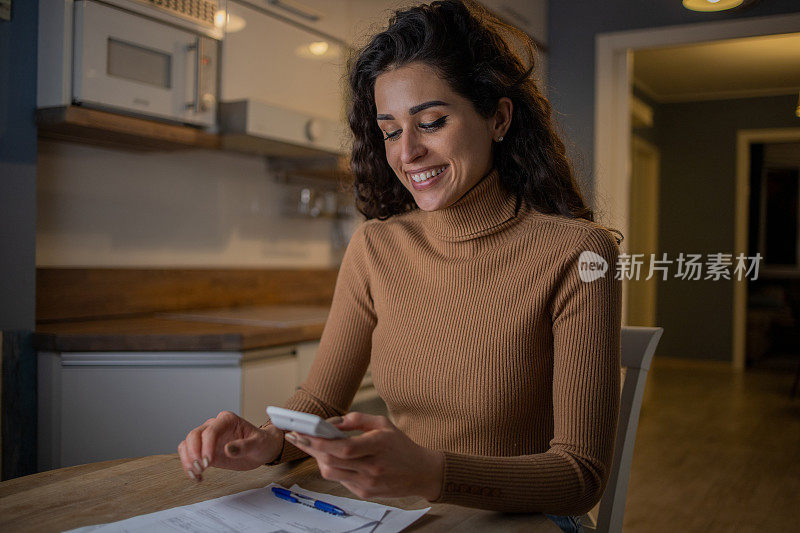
[36,106,221,151]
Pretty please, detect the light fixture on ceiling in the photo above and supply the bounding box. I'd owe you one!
[683,0,743,11]
[308,41,329,56]
[294,41,339,59]
[214,10,247,33]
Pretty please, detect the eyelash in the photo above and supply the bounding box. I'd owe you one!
[382,115,449,142]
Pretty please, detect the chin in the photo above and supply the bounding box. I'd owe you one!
[415,196,451,212]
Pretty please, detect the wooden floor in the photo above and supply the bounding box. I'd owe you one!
[622,357,800,532]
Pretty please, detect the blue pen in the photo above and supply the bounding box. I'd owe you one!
[271,487,348,516]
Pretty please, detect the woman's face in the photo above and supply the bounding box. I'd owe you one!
[374,62,511,211]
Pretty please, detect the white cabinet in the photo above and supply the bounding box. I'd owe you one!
[234,1,412,48]
[38,345,298,470]
[37,339,383,470]
[240,346,302,424]
[239,340,335,425]
[222,1,346,122]
[37,350,245,471]
[235,0,352,44]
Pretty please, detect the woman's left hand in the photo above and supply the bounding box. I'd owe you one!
[285,412,444,501]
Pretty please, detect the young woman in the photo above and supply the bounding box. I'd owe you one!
[178,2,621,531]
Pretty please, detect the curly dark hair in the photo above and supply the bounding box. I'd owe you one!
[345,0,594,223]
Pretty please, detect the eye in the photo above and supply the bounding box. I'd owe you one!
[382,129,401,142]
[381,115,449,142]
[420,115,448,131]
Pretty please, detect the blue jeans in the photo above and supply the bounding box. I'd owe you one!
[544,514,585,533]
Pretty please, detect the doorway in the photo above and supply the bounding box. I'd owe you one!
[595,13,800,368]
[738,132,800,371]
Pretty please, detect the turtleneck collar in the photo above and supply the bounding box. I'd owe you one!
[421,168,522,242]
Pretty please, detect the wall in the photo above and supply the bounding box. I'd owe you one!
[653,94,799,360]
[0,0,38,479]
[37,141,354,268]
[631,84,659,147]
[547,0,800,204]
[0,1,37,329]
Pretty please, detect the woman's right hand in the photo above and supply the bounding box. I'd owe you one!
[177,410,284,482]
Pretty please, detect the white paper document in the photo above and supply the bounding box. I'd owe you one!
[286,484,430,533]
[65,483,430,533]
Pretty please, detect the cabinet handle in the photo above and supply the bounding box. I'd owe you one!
[267,0,321,22]
[185,37,201,113]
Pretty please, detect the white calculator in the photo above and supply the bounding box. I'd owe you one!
[266,406,347,439]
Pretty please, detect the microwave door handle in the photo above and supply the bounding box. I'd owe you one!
[186,37,200,113]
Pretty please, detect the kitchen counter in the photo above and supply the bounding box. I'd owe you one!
[33,305,331,352]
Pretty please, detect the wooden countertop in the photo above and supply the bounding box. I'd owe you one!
[33,305,331,352]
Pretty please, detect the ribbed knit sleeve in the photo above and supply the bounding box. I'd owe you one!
[430,226,622,515]
[264,223,377,464]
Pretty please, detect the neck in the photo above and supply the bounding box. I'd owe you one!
[421,168,521,241]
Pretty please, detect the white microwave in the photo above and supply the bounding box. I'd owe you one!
[38,0,221,128]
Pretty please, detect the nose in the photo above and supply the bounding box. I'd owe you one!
[399,128,426,166]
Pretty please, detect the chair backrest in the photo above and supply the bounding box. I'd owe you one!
[586,326,664,533]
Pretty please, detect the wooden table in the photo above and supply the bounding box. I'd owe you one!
[0,455,558,532]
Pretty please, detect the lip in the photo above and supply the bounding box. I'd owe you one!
[409,164,449,191]
[405,164,448,174]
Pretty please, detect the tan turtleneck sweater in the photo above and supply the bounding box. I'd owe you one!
[265,168,621,515]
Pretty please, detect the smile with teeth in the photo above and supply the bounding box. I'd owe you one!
[409,165,448,183]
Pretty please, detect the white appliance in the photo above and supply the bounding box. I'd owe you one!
[219,0,349,155]
[38,0,221,128]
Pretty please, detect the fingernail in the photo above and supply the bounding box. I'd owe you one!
[188,470,197,481]
[326,416,343,425]
[202,456,209,469]
[227,444,239,455]
[295,433,310,446]
[285,432,297,443]
[193,460,202,473]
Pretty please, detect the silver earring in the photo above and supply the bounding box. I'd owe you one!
[497,136,504,142]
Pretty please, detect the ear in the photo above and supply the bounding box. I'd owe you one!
[490,97,513,141]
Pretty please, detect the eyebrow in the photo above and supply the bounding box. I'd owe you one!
[376,100,449,120]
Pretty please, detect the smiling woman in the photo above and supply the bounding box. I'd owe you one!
[177,3,621,532]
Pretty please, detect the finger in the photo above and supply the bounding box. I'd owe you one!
[293,431,378,460]
[200,425,218,468]
[178,440,199,482]
[185,425,208,477]
[320,451,372,474]
[333,412,393,432]
[285,432,321,458]
[318,461,366,485]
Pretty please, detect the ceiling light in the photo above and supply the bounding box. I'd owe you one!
[308,41,329,56]
[683,0,743,11]
[214,10,246,33]
[294,42,340,60]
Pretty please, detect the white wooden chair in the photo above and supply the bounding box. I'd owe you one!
[581,326,664,533]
